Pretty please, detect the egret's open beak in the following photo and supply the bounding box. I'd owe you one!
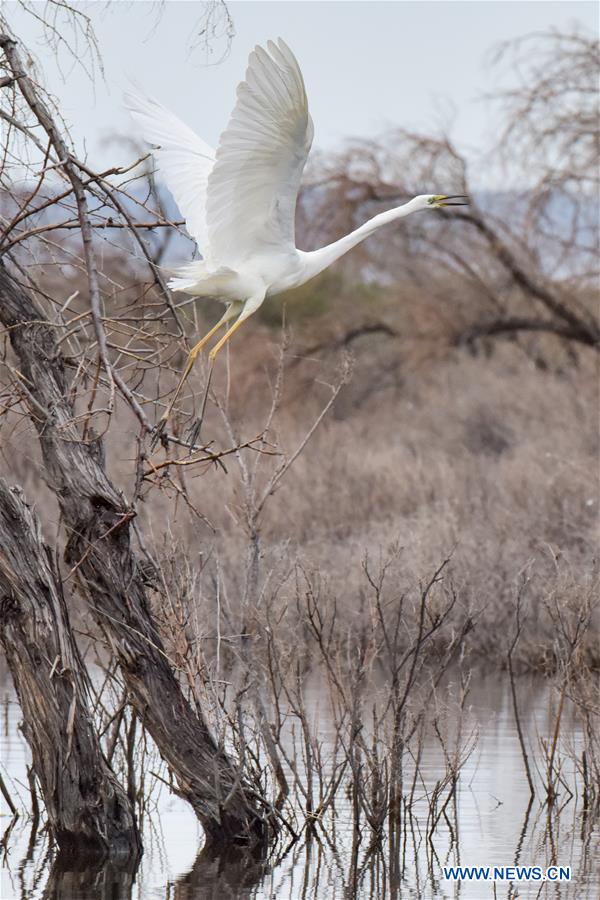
[435,194,469,208]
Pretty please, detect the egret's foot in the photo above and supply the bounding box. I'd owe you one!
[186,416,204,451]
[151,415,169,450]
[186,361,214,451]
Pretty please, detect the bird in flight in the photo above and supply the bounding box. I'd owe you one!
[126,39,467,439]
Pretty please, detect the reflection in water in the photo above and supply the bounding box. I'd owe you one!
[42,849,140,900]
[1,673,598,899]
[172,843,269,900]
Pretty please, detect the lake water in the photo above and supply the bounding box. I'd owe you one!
[0,671,598,899]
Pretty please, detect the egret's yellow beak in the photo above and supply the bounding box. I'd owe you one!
[434,194,469,208]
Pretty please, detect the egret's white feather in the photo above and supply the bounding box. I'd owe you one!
[206,38,314,267]
[124,92,215,253]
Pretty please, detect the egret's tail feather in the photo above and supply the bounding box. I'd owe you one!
[167,275,204,292]
[167,262,238,296]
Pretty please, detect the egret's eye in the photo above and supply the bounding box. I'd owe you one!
[427,196,437,205]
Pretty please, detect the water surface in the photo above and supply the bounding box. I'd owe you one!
[1,672,597,898]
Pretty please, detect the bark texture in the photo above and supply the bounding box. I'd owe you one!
[0,479,141,859]
[0,260,269,846]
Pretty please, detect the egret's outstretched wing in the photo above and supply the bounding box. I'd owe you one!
[207,38,314,266]
[125,92,215,252]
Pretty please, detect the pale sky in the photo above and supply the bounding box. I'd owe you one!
[5,1,598,187]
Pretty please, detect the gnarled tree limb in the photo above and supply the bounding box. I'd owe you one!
[0,258,272,847]
[0,479,141,860]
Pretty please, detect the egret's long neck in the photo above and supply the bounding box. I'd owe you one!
[299,199,420,284]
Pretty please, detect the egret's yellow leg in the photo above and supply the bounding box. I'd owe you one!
[207,315,247,362]
[153,310,232,442]
[188,307,254,447]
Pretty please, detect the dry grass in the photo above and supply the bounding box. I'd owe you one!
[1,267,598,670]
[119,279,600,669]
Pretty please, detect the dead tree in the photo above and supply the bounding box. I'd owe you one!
[0,260,272,847]
[0,479,141,861]
[0,9,275,851]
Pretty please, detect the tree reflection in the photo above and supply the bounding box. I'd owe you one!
[41,850,140,900]
[172,841,269,900]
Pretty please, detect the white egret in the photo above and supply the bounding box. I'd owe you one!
[126,39,467,437]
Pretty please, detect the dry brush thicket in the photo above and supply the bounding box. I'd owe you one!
[0,10,598,883]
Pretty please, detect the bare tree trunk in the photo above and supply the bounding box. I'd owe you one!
[0,479,141,860]
[0,260,271,846]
